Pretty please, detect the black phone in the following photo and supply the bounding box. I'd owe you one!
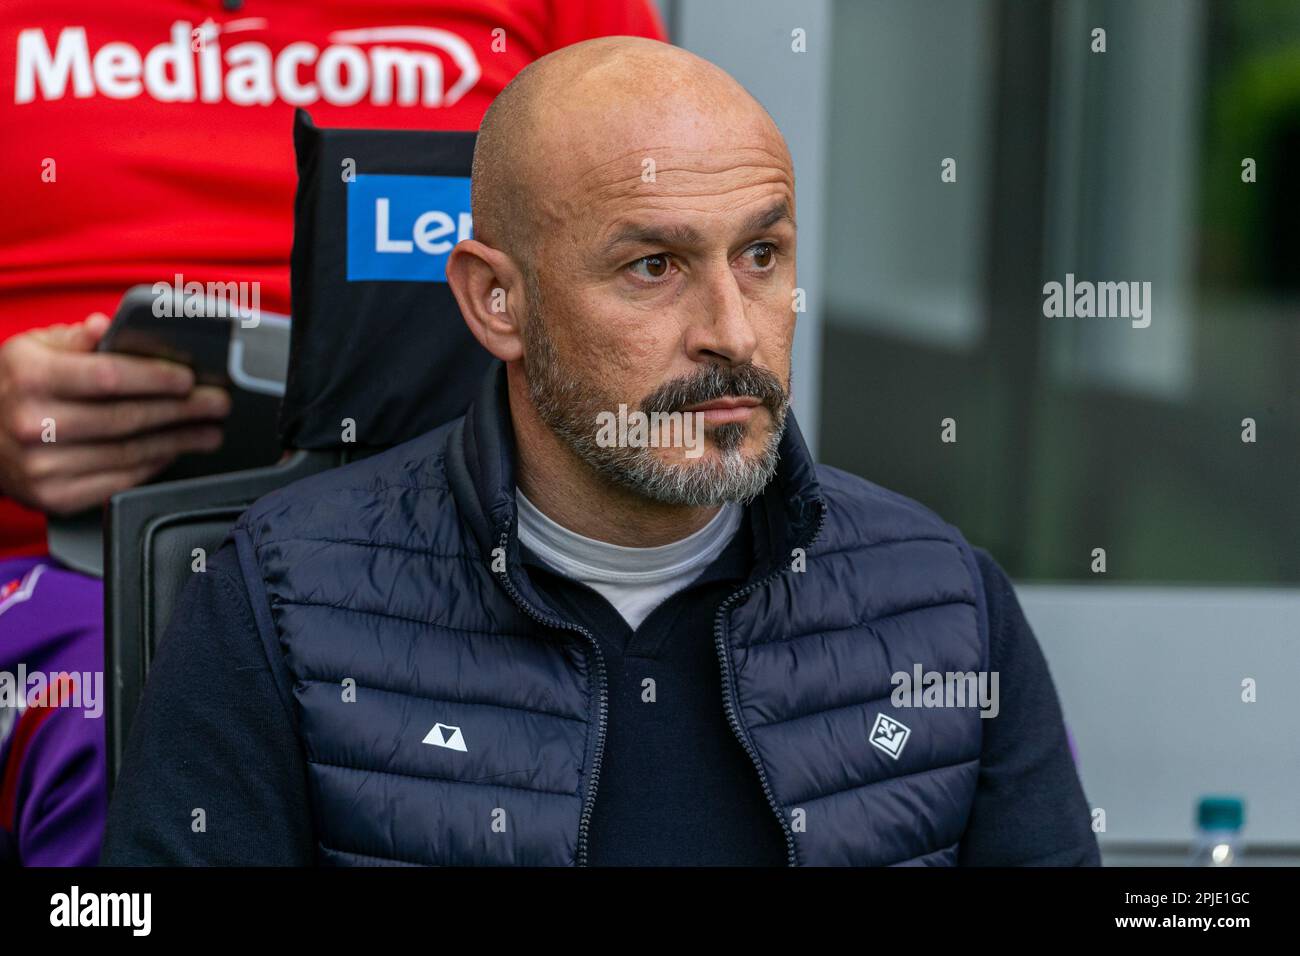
[96,283,290,395]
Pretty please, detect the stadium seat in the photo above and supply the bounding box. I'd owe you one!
[103,110,491,784]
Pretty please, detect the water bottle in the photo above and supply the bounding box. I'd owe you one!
[1189,796,1245,866]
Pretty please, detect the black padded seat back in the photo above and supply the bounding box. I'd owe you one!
[281,109,491,451]
[106,116,491,785]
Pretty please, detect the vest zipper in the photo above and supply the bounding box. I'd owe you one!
[494,531,608,867]
[711,503,827,867]
[495,495,824,868]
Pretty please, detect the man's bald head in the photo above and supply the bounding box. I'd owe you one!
[448,37,799,516]
[470,36,790,281]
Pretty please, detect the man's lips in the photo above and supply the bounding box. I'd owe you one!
[679,396,762,424]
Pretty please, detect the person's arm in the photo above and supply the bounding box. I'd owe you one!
[4,692,107,866]
[958,548,1102,866]
[0,560,107,866]
[99,540,314,865]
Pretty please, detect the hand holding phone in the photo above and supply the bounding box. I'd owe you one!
[0,313,231,516]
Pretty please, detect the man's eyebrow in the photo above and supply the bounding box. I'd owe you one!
[599,200,795,260]
[600,222,706,258]
[742,199,795,235]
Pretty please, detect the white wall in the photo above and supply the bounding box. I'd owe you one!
[1019,582,1300,848]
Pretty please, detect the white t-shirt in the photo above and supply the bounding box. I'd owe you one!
[515,488,742,631]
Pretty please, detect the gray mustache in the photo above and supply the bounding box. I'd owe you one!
[640,363,786,416]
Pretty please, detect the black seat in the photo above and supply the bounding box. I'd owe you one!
[103,111,490,784]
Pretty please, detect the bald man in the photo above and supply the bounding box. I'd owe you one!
[103,38,1100,866]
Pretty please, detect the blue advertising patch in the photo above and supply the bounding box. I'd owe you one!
[346,174,473,282]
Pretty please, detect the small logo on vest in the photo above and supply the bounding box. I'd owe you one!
[423,722,467,752]
[869,713,910,760]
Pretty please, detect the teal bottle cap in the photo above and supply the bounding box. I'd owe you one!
[1197,796,1244,831]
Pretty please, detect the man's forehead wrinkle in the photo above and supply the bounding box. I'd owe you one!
[565,144,794,185]
[576,168,794,217]
[549,150,795,220]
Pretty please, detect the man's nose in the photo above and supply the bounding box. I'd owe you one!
[682,262,760,366]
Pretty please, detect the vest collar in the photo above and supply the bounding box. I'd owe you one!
[447,360,826,583]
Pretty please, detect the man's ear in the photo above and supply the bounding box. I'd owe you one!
[446,239,526,362]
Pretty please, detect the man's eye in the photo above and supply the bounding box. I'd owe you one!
[630,254,672,280]
[747,242,777,269]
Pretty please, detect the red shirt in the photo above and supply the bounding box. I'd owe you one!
[0,0,667,556]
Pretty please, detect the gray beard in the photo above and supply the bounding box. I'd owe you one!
[520,282,788,507]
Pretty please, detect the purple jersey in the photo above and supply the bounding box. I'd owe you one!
[0,555,106,865]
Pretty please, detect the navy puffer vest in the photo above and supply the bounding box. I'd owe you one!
[234,363,989,866]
